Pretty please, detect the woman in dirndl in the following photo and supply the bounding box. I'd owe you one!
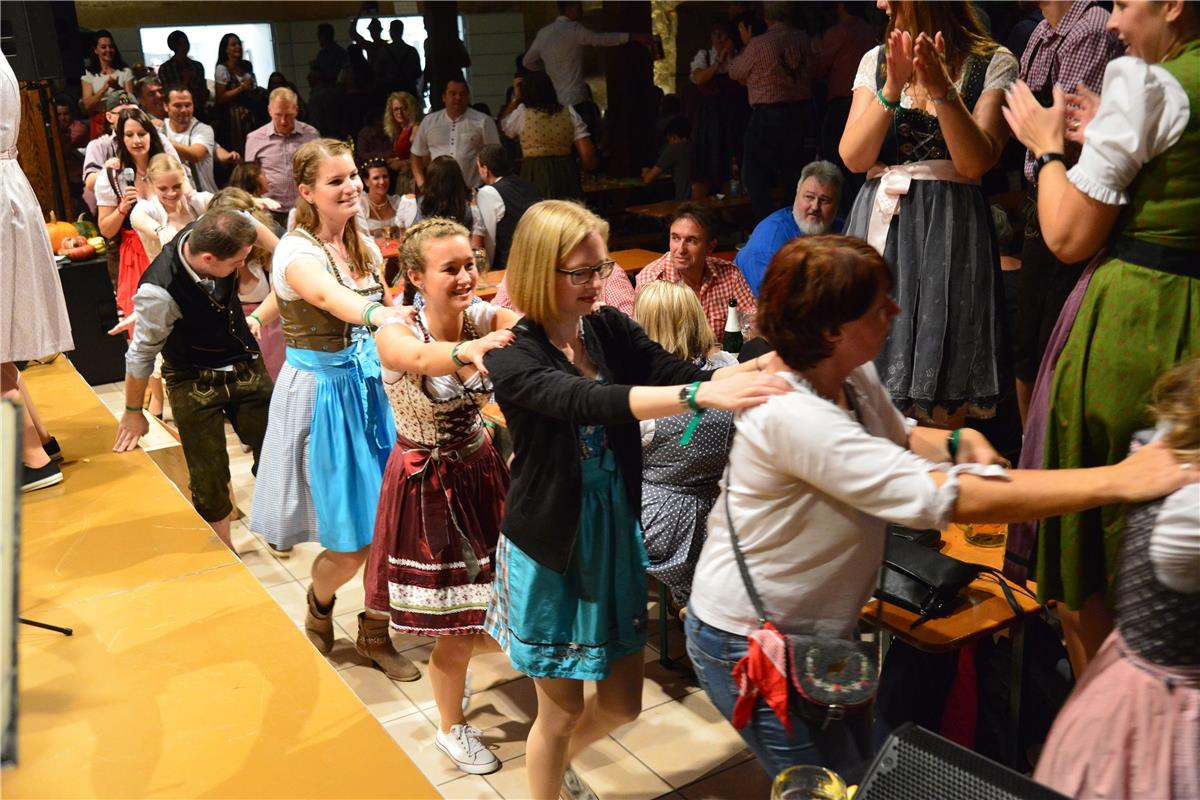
[499,70,596,201]
[839,1,1018,423]
[482,200,789,800]
[96,106,171,416]
[368,218,519,776]
[248,138,419,683]
[1002,0,1200,676]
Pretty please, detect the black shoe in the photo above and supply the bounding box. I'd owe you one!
[22,461,63,493]
[43,436,63,463]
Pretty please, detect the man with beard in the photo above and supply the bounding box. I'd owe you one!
[735,160,842,296]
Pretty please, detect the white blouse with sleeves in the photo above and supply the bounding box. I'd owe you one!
[689,363,1008,639]
[851,46,1018,107]
[1067,56,1191,206]
[271,232,383,303]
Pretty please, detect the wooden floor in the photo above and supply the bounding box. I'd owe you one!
[14,358,777,799]
[6,358,437,799]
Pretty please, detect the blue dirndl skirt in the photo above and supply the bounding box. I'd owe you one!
[485,449,649,680]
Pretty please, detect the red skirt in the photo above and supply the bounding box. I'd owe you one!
[365,430,509,636]
[116,228,150,323]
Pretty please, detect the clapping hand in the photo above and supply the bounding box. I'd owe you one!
[1064,83,1100,146]
[1002,80,1066,158]
[883,29,915,97]
[913,32,952,98]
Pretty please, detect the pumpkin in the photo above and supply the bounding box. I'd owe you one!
[57,235,88,255]
[74,214,99,239]
[45,212,77,252]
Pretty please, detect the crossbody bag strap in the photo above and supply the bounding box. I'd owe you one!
[721,463,771,628]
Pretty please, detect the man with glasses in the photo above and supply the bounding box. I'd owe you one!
[635,202,757,338]
[735,160,843,297]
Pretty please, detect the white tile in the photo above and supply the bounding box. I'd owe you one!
[337,663,421,722]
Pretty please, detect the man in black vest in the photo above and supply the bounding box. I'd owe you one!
[113,210,273,551]
[475,144,542,270]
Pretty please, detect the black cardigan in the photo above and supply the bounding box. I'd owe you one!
[484,307,713,574]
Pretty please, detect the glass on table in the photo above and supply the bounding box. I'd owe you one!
[472,248,492,289]
[771,766,848,800]
[962,522,1007,548]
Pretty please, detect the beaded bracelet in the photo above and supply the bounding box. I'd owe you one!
[875,87,900,113]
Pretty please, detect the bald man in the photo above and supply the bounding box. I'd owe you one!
[244,87,319,211]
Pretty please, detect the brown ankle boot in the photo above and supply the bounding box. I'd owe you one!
[356,612,421,681]
[305,587,335,654]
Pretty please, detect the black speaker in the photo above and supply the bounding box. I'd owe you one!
[856,724,1067,800]
[57,257,128,387]
[0,1,81,82]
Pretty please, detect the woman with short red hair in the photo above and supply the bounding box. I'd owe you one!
[686,235,1197,778]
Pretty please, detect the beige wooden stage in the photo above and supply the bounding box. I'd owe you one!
[6,358,436,799]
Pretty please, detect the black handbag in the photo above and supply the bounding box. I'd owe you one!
[875,535,1035,628]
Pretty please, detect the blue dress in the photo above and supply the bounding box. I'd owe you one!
[485,423,649,680]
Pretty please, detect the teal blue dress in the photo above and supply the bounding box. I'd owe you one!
[485,423,650,680]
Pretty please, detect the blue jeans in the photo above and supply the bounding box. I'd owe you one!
[684,609,874,777]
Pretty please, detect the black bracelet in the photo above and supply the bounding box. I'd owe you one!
[1034,152,1065,178]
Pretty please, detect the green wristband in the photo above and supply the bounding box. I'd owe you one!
[875,87,900,112]
[249,313,262,326]
[125,405,144,412]
[947,428,962,462]
[450,341,469,368]
[685,381,703,413]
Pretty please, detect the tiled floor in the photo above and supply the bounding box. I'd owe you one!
[91,382,773,800]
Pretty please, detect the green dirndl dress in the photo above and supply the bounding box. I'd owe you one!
[1036,41,1200,609]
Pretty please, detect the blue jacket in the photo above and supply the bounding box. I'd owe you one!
[735,208,844,297]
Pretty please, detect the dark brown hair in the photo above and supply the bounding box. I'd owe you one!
[758,235,893,371]
[115,107,166,168]
[670,202,719,242]
[419,155,472,228]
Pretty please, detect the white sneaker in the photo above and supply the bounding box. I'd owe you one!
[561,766,599,800]
[435,724,499,775]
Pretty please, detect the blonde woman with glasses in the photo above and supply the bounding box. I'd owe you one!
[482,200,787,800]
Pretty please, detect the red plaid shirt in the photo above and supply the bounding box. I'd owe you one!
[728,24,814,105]
[1020,1,1124,183]
[490,265,635,315]
[636,253,757,338]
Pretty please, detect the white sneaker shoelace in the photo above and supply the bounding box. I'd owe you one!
[437,723,498,774]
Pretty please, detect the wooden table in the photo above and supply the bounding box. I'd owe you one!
[625,194,751,219]
[863,524,1041,768]
[7,359,437,799]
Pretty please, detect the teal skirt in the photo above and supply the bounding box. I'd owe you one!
[485,449,649,680]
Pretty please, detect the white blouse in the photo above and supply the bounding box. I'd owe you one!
[499,104,589,140]
[271,232,383,303]
[690,47,730,81]
[395,195,486,239]
[131,191,212,258]
[355,192,401,237]
[851,46,1019,108]
[1067,56,1191,206]
[81,68,133,94]
[380,303,499,399]
[689,364,1008,639]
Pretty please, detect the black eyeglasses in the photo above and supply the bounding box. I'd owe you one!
[556,260,616,285]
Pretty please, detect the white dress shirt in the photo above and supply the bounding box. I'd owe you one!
[522,15,630,107]
[409,107,500,189]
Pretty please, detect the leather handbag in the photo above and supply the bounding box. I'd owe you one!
[875,534,1034,628]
